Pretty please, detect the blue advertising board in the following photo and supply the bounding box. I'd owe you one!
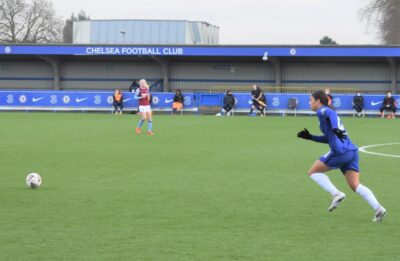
[0,90,398,113]
[0,91,197,111]
[197,93,399,112]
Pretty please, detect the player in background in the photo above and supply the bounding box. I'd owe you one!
[297,90,386,222]
[249,84,266,116]
[134,79,154,135]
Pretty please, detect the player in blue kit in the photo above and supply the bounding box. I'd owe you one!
[297,90,387,222]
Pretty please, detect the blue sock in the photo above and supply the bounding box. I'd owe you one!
[148,121,153,132]
[137,119,144,128]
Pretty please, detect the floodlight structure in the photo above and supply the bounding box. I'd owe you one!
[262,51,268,61]
[120,30,126,43]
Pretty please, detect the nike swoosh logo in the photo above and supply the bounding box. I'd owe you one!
[32,97,45,102]
[123,98,132,102]
[76,98,88,103]
[371,101,383,106]
[165,99,173,103]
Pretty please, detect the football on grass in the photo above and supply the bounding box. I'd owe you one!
[26,173,42,188]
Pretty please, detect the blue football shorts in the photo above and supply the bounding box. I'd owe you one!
[319,149,359,174]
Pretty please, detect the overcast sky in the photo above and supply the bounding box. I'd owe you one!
[51,0,378,45]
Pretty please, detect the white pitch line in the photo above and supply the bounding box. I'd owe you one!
[359,142,400,158]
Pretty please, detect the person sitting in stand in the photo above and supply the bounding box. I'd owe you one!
[353,92,364,117]
[113,88,123,115]
[172,89,184,114]
[380,91,397,119]
[222,90,235,116]
[249,84,266,116]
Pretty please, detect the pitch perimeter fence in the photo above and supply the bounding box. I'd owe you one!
[0,90,398,116]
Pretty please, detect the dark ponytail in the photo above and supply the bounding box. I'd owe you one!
[312,90,335,110]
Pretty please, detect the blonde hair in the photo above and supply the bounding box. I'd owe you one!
[139,79,148,88]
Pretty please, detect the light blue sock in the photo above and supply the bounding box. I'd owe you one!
[137,119,144,128]
[148,121,153,132]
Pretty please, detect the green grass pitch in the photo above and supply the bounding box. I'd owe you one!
[0,112,399,260]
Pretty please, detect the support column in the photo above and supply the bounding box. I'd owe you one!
[387,57,397,94]
[151,56,170,92]
[269,57,282,91]
[38,56,61,90]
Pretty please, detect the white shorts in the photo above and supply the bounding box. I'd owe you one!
[139,105,152,113]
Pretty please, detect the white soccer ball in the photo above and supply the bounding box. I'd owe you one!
[26,173,42,188]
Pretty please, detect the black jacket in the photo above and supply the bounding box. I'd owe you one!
[173,94,184,103]
[223,94,235,107]
[353,96,364,106]
[383,97,395,107]
[251,88,265,102]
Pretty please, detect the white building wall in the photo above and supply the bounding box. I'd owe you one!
[73,20,219,45]
[73,21,91,44]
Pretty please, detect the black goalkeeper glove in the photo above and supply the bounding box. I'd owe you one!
[332,128,348,143]
[297,128,312,140]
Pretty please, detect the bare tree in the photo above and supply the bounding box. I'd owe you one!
[360,0,400,44]
[0,0,64,43]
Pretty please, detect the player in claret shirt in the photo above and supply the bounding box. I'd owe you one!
[297,90,386,223]
[134,79,154,135]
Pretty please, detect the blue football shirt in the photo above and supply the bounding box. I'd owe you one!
[311,106,358,153]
